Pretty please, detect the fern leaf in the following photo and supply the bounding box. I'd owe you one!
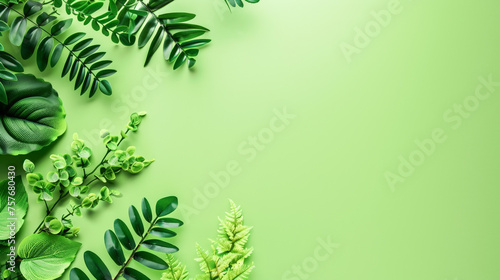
[162,254,189,280]
[221,263,254,280]
[216,200,252,255]
[195,244,213,275]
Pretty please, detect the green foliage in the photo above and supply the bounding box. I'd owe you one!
[0,1,116,97]
[0,74,66,155]
[70,196,184,280]
[162,201,254,280]
[23,112,152,238]
[0,176,28,240]
[0,50,24,105]
[17,233,81,280]
[54,0,211,69]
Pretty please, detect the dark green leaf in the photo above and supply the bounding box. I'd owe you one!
[164,23,209,31]
[0,70,17,81]
[157,12,195,23]
[0,74,66,155]
[90,60,112,70]
[36,37,54,71]
[155,218,183,228]
[92,19,100,31]
[173,53,186,70]
[84,251,112,280]
[62,54,73,77]
[155,196,178,216]
[96,69,116,78]
[79,45,100,58]
[114,219,136,250]
[0,52,24,72]
[51,19,73,36]
[64,32,86,45]
[133,251,168,270]
[141,239,178,253]
[104,230,125,266]
[69,60,80,81]
[144,28,164,66]
[83,2,104,14]
[173,30,205,42]
[180,39,211,49]
[36,12,57,26]
[9,17,27,46]
[81,72,91,95]
[163,35,174,61]
[188,58,196,68]
[69,268,90,280]
[0,20,8,32]
[50,44,64,67]
[148,0,175,12]
[89,78,99,98]
[73,38,93,52]
[84,52,105,64]
[0,82,5,105]
[150,227,176,238]
[21,27,41,59]
[24,1,42,17]
[138,16,157,49]
[123,267,149,280]
[141,198,152,223]
[74,64,85,89]
[129,205,144,236]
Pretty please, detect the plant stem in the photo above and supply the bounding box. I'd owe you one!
[112,216,158,280]
[43,200,49,214]
[84,128,129,179]
[33,191,69,233]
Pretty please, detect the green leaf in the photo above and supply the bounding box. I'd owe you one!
[157,12,195,23]
[129,205,144,236]
[70,268,90,280]
[0,51,24,72]
[99,80,112,95]
[173,53,186,70]
[96,69,116,78]
[0,82,5,105]
[142,239,178,253]
[62,54,73,77]
[156,196,178,217]
[64,32,86,45]
[150,227,176,238]
[144,28,164,66]
[9,17,27,46]
[84,251,112,280]
[21,27,42,59]
[104,230,125,265]
[138,16,157,49]
[79,45,100,58]
[123,267,149,280]
[73,38,93,52]
[0,20,9,31]
[141,197,152,223]
[90,60,112,70]
[114,219,136,250]
[180,39,211,49]
[133,251,168,270]
[0,70,17,81]
[24,1,42,17]
[37,12,57,26]
[83,2,104,14]
[0,176,28,240]
[36,36,54,71]
[156,218,183,228]
[51,19,73,36]
[50,44,64,67]
[0,74,66,155]
[84,52,105,64]
[18,233,81,280]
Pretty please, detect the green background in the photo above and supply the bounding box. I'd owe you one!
[1,0,500,279]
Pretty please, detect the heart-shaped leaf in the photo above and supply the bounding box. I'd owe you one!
[18,233,81,280]
[0,74,66,155]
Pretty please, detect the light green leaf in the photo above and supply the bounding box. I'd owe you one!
[0,176,28,240]
[18,233,81,280]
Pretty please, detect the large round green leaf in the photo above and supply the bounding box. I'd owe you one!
[18,233,81,280]
[0,74,66,155]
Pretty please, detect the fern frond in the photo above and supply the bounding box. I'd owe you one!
[220,262,254,280]
[195,244,213,275]
[162,254,189,280]
[0,1,116,97]
[216,200,252,255]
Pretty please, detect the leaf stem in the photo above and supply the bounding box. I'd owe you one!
[112,215,158,280]
[84,128,129,179]
[33,191,69,233]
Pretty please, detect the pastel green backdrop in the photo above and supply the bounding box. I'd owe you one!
[1,0,500,279]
